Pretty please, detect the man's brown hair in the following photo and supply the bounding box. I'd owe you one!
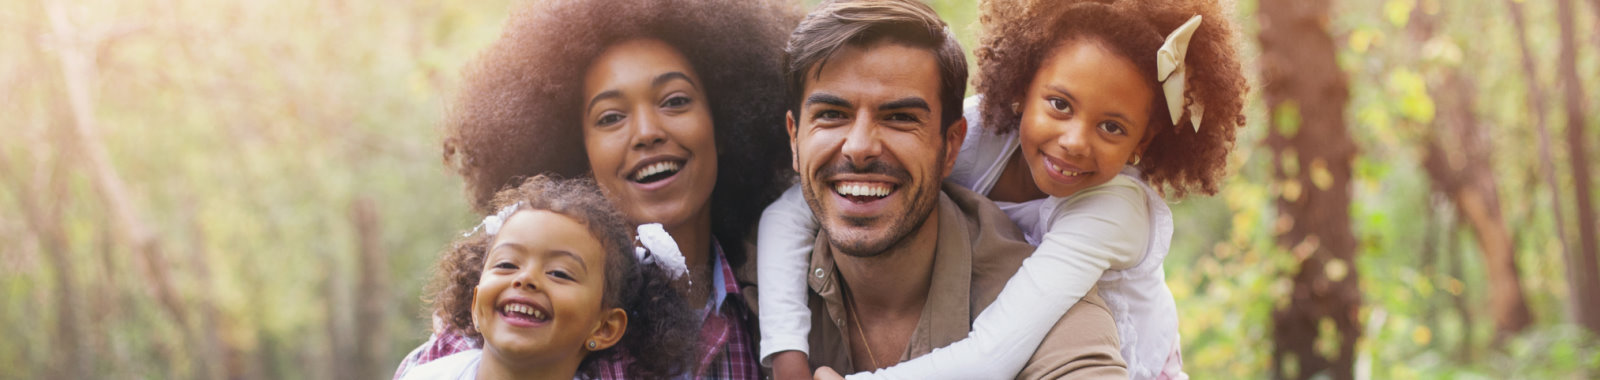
[783,0,968,130]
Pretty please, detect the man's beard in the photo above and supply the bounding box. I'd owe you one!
[802,150,944,258]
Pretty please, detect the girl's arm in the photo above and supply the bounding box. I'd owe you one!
[758,184,821,370]
[846,178,1150,380]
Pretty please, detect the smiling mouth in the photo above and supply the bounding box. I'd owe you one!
[833,181,897,203]
[501,302,550,324]
[1045,159,1093,178]
[631,160,683,184]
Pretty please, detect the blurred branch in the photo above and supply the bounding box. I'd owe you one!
[43,0,190,331]
[1556,0,1600,336]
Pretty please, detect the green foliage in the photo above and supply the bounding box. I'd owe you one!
[1,0,1596,378]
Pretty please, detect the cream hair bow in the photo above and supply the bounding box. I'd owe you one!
[1157,15,1204,133]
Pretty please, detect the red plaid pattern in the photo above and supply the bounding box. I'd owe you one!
[392,242,760,380]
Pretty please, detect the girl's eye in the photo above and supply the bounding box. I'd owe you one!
[1048,98,1072,113]
[547,270,575,281]
[661,95,692,109]
[1098,121,1127,136]
[493,262,518,270]
[814,110,845,121]
[596,112,624,126]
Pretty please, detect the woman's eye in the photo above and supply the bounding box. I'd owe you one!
[1048,98,1072,113]
[661,95,692,108]
[596,112,624,126]
[1098,121,1127,136]
[814,110,845,121]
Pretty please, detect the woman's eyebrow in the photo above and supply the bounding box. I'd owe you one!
[653,71,698,90]
[586,90,622,115]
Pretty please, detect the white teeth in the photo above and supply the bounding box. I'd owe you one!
[834,182,892,197]
[632,161,681,181]
[504,304,545,320]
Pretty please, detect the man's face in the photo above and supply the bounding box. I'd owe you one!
[787,41,965,257]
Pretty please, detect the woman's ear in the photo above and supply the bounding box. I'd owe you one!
[587,307,629,351]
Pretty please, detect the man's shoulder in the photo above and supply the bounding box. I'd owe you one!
[1018,289,1128,379]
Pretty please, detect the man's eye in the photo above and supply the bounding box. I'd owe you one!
[596,112,624,126]
[885,113,920,123]
[1048,98,1073,114]
[662,95,692,108]
[813,110,845,120]
[1098,121,1127,136]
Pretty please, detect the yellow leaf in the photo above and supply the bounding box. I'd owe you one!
[1413,326,1432,345]
[1325,258,1349,282]
[1310,158,1335,190]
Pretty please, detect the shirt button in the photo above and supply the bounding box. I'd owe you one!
[813,268,826,278]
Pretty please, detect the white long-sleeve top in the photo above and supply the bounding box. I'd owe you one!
[757,96,1183,379]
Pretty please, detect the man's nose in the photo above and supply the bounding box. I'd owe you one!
[839,115,882,165]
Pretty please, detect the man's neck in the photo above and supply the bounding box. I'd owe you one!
[833,207,941,317]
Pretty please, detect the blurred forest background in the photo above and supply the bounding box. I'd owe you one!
[1,0,1597,378]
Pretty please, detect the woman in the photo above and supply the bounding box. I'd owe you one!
[397,0,799,378]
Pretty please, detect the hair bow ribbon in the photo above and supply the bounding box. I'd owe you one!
[1157,15,1204,133]
[634,223,688,280]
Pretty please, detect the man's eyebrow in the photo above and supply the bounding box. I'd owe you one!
[879,97,930,113]
[586,90,622,115]
[804,93,852,109]
[653,71,698,90]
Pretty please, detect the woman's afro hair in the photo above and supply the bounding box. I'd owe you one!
[442,0,802,264]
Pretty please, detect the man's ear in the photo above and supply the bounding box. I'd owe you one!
[941,117,968,177]
[787,111,801,172]
[587,307,628,351]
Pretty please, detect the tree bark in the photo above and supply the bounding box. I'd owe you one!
[1556,0,1600,334]
[1418,71,1533,338]
[1507,0,1571,290]
[1259,0,1362,378]
[352,198,391,380]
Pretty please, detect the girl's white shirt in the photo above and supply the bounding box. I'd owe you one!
[400,349,481,380]
[756,96,1183,379]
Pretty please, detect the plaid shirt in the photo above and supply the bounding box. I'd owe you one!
[393,241,760,380]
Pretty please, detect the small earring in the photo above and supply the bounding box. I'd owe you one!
[1130,155,1141,166]
[1011,102,1020,113]
[587,340,598,350]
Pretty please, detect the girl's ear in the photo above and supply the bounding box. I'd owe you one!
[470,287,482,332]
[587,307,628,351]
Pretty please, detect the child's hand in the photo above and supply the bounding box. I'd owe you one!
[812,366,845,380]
[772,350,812,380]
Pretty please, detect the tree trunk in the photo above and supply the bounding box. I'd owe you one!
[1259,0,1362,379]
[1557,0,1600,334]
[352,198,391,380]
[1507,0,1571,292]
[1407,4,1534,340]
[1418,71,1533,338]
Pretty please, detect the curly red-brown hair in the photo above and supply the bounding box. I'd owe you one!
[441,0,801,265]
[976,0,1248,198]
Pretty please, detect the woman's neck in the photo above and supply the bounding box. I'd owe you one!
[665,205,716,308]
[476,347,579,380]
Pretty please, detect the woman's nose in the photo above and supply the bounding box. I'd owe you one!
[631,110,668,149]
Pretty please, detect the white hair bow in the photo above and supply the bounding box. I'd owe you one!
[1157,15,1205,133]
[634,223,688,280]
[465,202,522,237]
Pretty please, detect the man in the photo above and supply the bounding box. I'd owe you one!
[778,0,1127,378]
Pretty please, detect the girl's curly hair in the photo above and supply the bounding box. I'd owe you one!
[426,176,697,379]
[976,0,1248,197]
[441,0,801,266]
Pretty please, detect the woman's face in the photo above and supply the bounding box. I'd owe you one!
[1018,39,1153,198]
[472,210,624,368]
[581,39,718,229]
